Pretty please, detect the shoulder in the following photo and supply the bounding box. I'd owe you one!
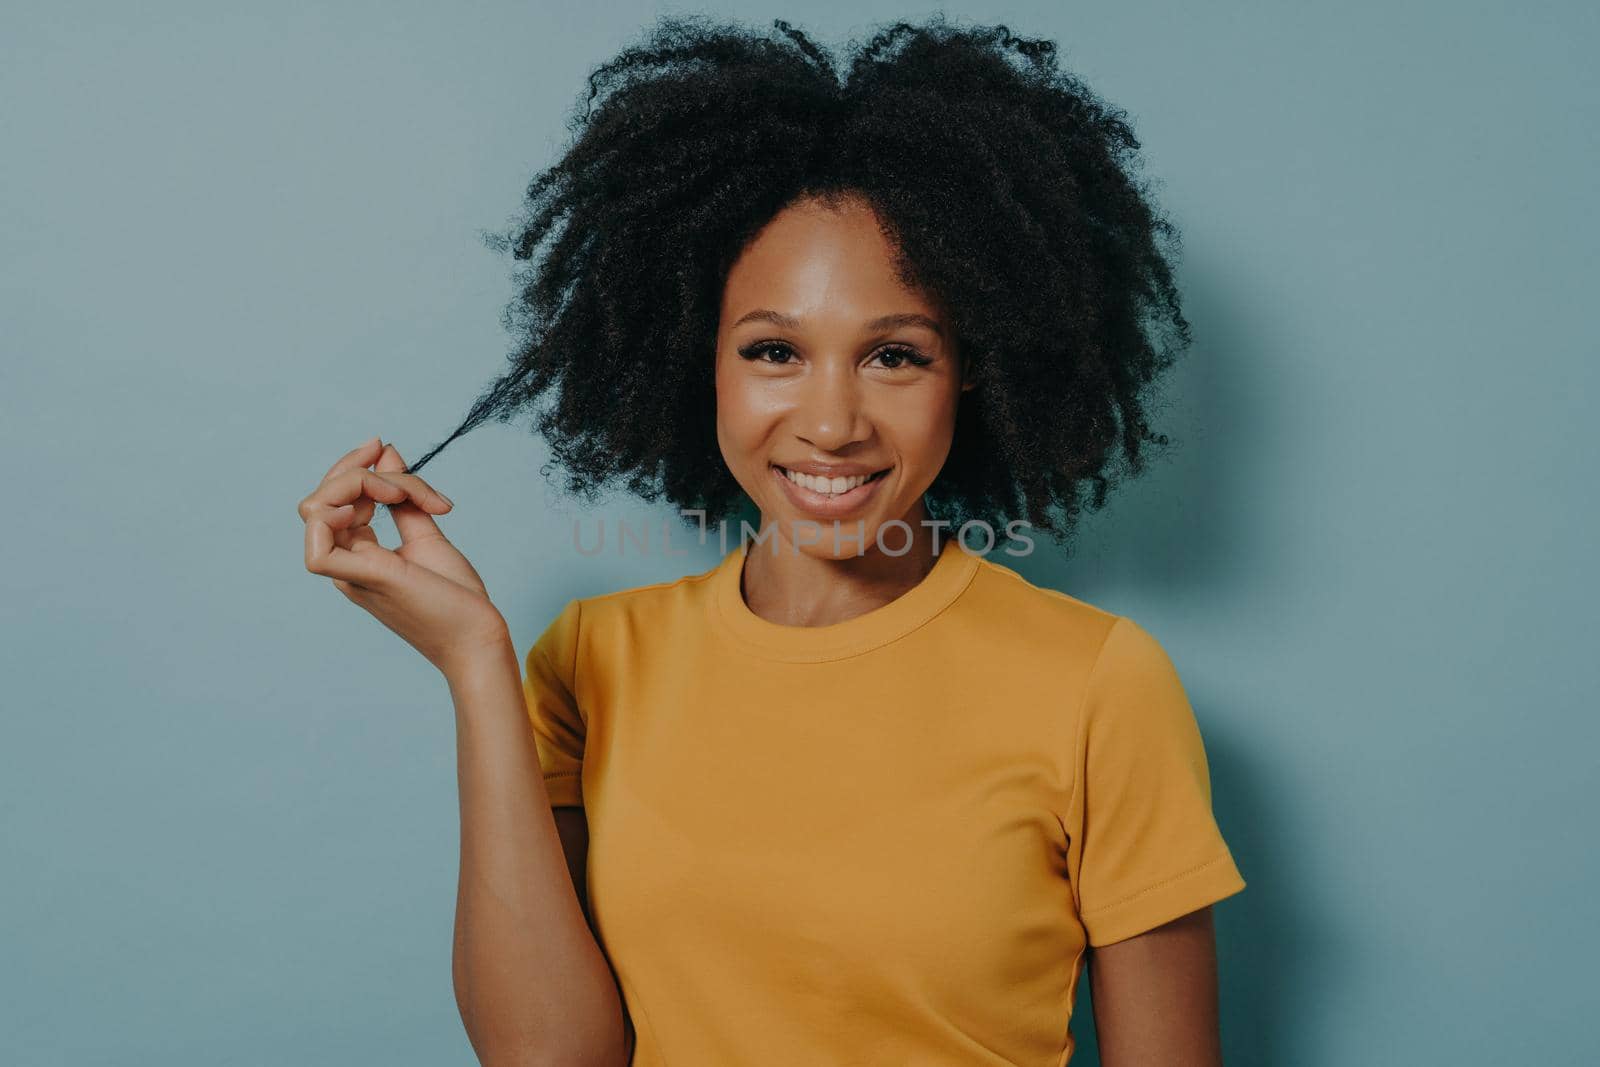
[528,556,720,673]
[526,557,724,707]
[958,551,1195,737]
[540,555,725,668]
[963,550,1184,668]
[960,547,1124,656]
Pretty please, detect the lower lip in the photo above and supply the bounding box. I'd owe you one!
[771,464,890,518]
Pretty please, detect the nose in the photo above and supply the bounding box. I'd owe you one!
[793,361,870,452]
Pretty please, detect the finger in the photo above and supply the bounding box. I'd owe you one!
[375,444,449,544]
[316,502,358,529]
[299,466,448,526]
[298,471,388,523]
[305,515,404,588]
[319,435,385,484]
[322,490,378,525]
[363,469,452,514]
[340,519,379,551]
[304,468,414,514]
[374,444,453,514]
[345,496,377,528]
[298,495,376,553]
[304,493,376,530]
[299,463,396,521]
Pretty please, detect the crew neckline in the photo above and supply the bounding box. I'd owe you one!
[710,534,982,662]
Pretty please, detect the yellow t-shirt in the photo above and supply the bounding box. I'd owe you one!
[522,536,1246,1066]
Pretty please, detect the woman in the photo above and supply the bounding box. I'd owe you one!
[298,15,1246,1066]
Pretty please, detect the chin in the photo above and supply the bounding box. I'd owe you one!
[780,508,914,557]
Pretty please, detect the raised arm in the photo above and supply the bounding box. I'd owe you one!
[299,438,626,1066]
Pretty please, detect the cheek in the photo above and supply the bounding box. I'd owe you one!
[881,393,959,463]
[713,362,773,457]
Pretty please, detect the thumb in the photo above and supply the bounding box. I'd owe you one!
[375,443,445,544]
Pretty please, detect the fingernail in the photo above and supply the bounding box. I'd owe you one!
[438,492,454,507]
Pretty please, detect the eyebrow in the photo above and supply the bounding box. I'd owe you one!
[730,308,945,338]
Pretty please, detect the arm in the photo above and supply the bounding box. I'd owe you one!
[1087,905,1226,1067]
[296,440,625,1065]
[552,807,636,1062]
[447,639,628,1067]
[1066,617,1247,1064]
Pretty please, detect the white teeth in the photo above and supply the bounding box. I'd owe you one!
[779,467,882,495]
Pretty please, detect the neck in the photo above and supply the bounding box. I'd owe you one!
[738,503,947,628]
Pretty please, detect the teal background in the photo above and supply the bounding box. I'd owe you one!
[4,2,1595,1063]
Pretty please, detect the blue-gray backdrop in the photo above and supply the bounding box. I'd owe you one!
[4,2,1594,1064]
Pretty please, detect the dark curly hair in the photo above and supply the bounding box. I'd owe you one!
[405,12,1193,551]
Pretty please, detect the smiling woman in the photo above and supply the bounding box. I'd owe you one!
[300,11,1246,1067]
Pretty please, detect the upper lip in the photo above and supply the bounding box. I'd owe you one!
[773,461,890,478]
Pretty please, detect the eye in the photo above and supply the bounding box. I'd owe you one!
[737,341,796,365]
[734,340,934,370]
[870,344,933,371]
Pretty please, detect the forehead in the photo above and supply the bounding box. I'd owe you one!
[719,196,941,326]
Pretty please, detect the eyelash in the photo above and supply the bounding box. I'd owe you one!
[737,341,933,370]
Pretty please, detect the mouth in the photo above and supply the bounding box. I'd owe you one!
[770,463,892,515]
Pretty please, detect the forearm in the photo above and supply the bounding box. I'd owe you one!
[446,639,626,1067]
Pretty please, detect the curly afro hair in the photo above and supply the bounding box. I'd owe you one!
[406,12,1193,551]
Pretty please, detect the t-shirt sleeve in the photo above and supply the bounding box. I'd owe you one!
[1065,615,1246,947]
[522,597,586,808]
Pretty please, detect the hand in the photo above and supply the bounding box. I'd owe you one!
[300,436,510,676]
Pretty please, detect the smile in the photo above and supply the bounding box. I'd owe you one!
[771,464,891,516]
